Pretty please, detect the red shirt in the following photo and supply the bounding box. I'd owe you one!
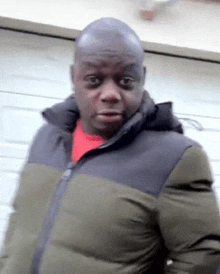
[72,120,107,162]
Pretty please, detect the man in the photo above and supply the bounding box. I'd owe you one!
[1,18,220,274]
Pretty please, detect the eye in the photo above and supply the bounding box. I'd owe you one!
[85,75,102,85]
[119,76,134,87]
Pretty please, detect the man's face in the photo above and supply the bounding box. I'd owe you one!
[73,47,145,138]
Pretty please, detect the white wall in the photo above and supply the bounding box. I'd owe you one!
[0,0,220,61]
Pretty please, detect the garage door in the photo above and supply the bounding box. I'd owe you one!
[0,29,220,249]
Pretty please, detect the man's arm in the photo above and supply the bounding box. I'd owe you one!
[157,147,220,274]
[0,169,26,272]
[0,212,17,271]
[0,124,48,272]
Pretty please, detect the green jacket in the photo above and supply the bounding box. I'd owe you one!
[1,93,220,274]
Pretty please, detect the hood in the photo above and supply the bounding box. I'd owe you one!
[42,91,183,135]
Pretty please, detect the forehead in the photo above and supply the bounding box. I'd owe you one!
[75,51,142,74]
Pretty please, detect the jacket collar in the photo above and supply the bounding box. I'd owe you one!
[42,91,183,138]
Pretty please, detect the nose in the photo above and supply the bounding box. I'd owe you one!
[100,80,121,104]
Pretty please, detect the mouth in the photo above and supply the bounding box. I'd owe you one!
[97,110,123,116]
[96,110,124,123]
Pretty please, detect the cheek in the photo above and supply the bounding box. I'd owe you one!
[125,91,143,113]
[75,91,95,118]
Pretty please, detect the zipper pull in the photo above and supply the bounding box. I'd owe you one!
[60,162,75,180]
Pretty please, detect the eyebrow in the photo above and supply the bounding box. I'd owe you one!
[82,61,140,71]
[82,61,100,68]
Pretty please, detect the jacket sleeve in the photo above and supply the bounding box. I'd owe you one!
[157,146,220,274]
[0,213,17,272]
[0,172,25,272]
[0,125,47,273]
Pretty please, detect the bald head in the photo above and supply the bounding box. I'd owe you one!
[75,18,144,64]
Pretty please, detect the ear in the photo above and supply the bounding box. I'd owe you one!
[143,66,147,84]
[70,64,74,83]
[70,65,75,92]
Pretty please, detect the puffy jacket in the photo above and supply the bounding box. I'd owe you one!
[1,92,220,274]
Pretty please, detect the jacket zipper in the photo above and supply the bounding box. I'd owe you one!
[31,161,79,274]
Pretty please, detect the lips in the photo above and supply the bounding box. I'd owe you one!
[96,110,123,123]
[97,110,123,116]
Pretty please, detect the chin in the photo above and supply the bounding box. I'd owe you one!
[96,125,121,139]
